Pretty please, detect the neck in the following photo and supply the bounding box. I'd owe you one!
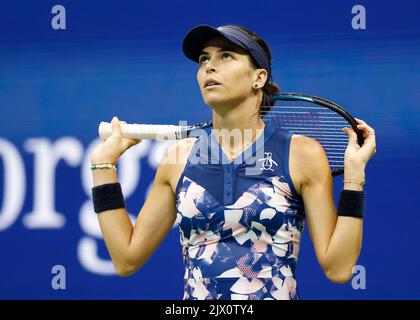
[211,96,265,131]
[210,96,266,161]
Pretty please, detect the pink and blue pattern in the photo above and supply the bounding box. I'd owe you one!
[176,173,305,300]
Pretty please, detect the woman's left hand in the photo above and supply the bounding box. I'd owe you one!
[342,118,377,169]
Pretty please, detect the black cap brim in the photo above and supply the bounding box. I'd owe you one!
[182,25,248,62]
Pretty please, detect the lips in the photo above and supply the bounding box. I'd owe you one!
[204,79,221,88]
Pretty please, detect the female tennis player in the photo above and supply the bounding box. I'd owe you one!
[90,25,376,300]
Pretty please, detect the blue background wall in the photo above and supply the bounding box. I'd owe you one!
[0,0,419,299]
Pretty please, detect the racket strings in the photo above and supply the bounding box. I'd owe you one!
[261,104,348,173]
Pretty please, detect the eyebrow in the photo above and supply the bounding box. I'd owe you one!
[199,47,240,57]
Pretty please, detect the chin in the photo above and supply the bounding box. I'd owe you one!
[203,94,225,107]
[203,93,237,108]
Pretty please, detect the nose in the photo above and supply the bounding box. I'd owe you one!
[205,56,217,73]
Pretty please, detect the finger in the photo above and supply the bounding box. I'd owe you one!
[122,138,140,150]
[356,123,375,138]
[358,129,376,153]
[354,118,374,132]
[354,117,366,125]
[361,138,377,158]
[119,120,128,136]
[356,122,373,131]
[111,116,122,138]
[342,127,358,145]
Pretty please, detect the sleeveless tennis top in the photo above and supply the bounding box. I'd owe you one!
[175,124,306,300]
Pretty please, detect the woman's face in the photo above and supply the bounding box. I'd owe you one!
[197,36,258,108]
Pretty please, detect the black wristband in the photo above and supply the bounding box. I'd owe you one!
[92,183,125,213]
[337,189,365,218]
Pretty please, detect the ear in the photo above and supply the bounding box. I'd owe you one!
[253,68,268,89]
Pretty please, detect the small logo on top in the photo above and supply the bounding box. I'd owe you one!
[258,152,278,171]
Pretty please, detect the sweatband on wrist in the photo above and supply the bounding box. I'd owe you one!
[337,189,365,218]
[92,183,125,213]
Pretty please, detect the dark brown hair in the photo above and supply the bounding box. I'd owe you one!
[225,25,280,115]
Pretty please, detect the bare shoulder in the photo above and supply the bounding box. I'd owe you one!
[158,137,198,193]
[291,134,325,158]
[290,134,330,191]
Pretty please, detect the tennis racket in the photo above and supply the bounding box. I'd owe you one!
[98,92,364,176]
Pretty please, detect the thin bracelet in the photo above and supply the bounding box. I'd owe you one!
[90,163,116,171]
[343,179,366,187]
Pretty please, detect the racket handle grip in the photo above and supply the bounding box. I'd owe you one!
[98,122,183,140]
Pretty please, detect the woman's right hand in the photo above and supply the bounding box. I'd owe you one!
[90,116,141,165]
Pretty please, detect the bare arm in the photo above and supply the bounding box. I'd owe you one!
[293,135,363,283]
[90,116,180,276]
[92,153,176,276]
[292,117,376,284]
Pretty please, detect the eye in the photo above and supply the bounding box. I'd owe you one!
[199,56,209,64]
[222,52,232,60]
